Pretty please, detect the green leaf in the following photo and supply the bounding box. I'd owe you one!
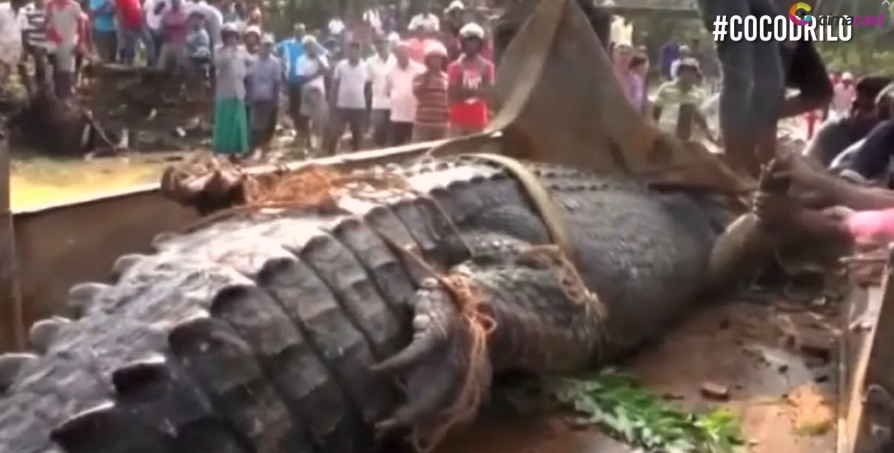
[499,368,746,453]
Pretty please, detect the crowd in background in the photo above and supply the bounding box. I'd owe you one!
[609,34,721,143]
[0,0,497,157]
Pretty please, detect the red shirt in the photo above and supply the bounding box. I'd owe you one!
[114,0,142,29]
[447,56,494,130]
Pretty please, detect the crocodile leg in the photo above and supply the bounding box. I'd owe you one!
[375,249,603,436]
[706,158,794,291]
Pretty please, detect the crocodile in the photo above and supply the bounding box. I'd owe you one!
[0,155,779,453]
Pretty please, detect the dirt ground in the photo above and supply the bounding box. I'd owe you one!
[434,289,842,453]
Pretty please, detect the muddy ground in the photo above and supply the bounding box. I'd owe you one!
[436,287,842,453]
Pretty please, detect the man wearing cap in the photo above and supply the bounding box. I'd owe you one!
[412,41,449,141]
[447,22,493,137]
[246,33,281,152]
[652,57,713,140]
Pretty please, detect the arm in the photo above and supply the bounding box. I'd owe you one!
[329,62,340,105]
[273,60,282,95]
[447,62,465,103]
[413,72,427,97]
[652,84,667,122]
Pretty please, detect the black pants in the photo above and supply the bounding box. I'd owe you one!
[327,107,365,153]
[696,0,784,145]
[287,83,307,133]
[93,30,118,63]
[370,109,390,147]
[389,121,413,146]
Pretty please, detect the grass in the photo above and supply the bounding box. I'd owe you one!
[10,156,169,211]
[503,368,746,453]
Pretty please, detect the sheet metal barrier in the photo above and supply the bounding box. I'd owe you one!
[0,140,446,353]
[841,246,894,453]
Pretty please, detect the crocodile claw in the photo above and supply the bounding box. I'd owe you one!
[372,278,492,436]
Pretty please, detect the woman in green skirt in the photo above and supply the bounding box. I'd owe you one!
[212,23,250,157]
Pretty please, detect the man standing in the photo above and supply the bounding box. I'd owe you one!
[385,41,424,145]
[246,34,281,151]
[447,22,493,136]
[328,40,368,153]
[695,0,832,177]
[278,23,308,143]
[366,35,393,147]
[46,0,81,98]
[89,0,116,61]
[295,36,329,150]
[157,0,189,72]
[114,0,143,64]
[17,0,50,93]
[0,0,22,87]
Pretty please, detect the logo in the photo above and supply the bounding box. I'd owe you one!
[789,2,812,25]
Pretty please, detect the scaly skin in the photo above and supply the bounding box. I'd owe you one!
[0,157,756,453]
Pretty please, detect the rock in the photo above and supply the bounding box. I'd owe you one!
[797,335,834,363]
[699,381,730,400]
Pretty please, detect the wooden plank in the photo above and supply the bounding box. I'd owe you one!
[0,137,24,352]
[844,244,894,453]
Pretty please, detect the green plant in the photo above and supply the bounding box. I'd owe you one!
[506,369,746,453]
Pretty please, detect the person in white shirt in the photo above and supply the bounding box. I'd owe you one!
[144,0,167,63]
[295,35,329,149]
[363,7,381,34]
[385,41,424,145]
[0,1,22,84]
[830,72,855,119]
[17,0,51,92]
[366,36,393,147]
[408,3,439,32]
[327,40,368,154]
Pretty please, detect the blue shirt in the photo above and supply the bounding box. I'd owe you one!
[277,38,305,85]
[90,0,116,32]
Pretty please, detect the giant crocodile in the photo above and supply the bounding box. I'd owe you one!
[0,155,784,453]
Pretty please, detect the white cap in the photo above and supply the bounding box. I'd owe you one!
[446,0,464,11]
[459,22,485,39]
[260,33,275,44]
[221,22,239,34]
[244,25,261,37]
[424,41,448,57]
[842,72,854,81]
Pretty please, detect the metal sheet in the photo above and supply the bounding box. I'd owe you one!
[0,138,24,353]
[1,141,440,353]
[842,247,894,453]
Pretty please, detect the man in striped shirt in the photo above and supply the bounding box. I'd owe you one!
[17,0,51,93]
[411,41,449,142]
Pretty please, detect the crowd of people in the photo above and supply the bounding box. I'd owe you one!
[0,0,498,159]
[608,29,719,144]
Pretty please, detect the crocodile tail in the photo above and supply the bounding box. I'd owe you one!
[0,206,427,453]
